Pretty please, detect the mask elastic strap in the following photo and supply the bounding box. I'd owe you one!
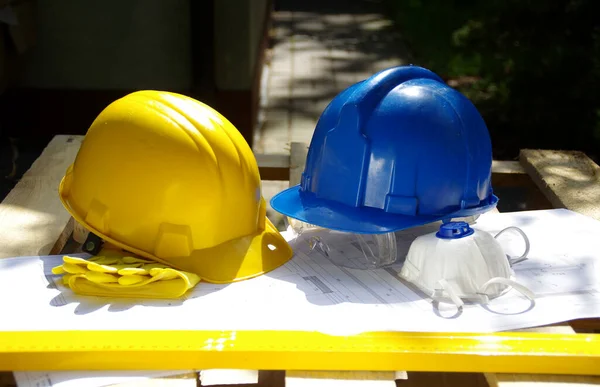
[436,279,464,308]
[478,277,535,303]
[494,226,530,266]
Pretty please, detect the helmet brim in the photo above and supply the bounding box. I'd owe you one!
[270,185,499,234]
[163,216,294,284]
[59,171,293,284]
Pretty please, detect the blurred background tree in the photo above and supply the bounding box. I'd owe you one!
[384,0,600,161]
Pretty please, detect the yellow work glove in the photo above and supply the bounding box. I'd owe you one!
[51,255,200,299]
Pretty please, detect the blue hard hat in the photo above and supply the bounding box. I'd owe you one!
[270,65,498,234]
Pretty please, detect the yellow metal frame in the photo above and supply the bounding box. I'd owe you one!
[1,330,600,375]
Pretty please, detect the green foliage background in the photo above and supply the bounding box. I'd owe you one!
[384,0,600,161]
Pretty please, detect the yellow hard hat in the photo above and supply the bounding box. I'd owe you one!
[58,90,293,284]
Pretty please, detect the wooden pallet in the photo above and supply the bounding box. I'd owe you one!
[0,135,599,387]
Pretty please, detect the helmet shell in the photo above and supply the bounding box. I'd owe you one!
[59,91,293,282]
[271,66,498,233]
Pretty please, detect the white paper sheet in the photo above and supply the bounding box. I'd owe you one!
[13,370,190,387]
[1,209,600,336]
[199,369,258,386]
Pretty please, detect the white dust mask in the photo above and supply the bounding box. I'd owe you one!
[399,221,534,308]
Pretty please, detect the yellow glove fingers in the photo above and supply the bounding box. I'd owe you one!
[67,255,120,266]
[85,271,119,284]
[62,273,74,286]
[115,264,143,270]
[148,269,200,289]
[118,274,150,286]
[118,267,148,276]
[57,253,201,298]
[92,257,120,265]
[149,268,178,280]
[63,262,89,274]
[117,263,165,276]
[102,250,131,259]
[86,262,137,272]
[87,261,118,273]
[62,256,90,265]
[51,265,65,275]
[141,263,168,271]
[122,256,154,264]
[180,271,201,288]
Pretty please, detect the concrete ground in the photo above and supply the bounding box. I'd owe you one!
[255,0,412,228]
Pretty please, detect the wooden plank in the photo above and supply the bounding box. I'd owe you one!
[520,149,600,220]
[260,166,290,181]
[0,373,15,387]
[258,153,290,181]
[400,372,488,387]
[256,152,527,182]
[258,370,286,387]
[257,153,290,168]
[491,172,554,211]
[570,318,600,333]
[289,142,308,186]
[492,160,526,174]
[0,135,82,258]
